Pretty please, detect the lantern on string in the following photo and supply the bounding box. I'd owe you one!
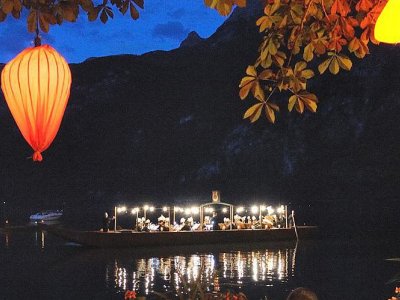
[1,34,71,161]
[375,0,400,44]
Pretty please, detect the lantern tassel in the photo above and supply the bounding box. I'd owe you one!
[33,151,43,162]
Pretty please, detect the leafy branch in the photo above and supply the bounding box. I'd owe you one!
[206,0,387,123]
[0,0,144,33]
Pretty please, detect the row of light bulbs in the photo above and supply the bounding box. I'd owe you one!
[116,205,286,215]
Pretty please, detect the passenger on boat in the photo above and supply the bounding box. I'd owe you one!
[158,220,169,231]
[142,219,150,232]
[180,220,191,231]
[102,212,114,232]
[210,212,219,230]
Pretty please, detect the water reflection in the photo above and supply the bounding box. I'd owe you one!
[34,230,46,249]
[106,245,297,297]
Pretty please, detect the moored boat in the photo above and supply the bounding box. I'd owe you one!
[29,210,63,222]
[48,226,319,248]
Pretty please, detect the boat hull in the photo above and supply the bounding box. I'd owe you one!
[49,226,319,248]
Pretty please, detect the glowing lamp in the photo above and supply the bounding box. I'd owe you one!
[236,206,244,213]
[1,45,71,161]
[375,0,400,44]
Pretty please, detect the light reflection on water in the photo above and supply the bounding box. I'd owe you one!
[106,246,297,297]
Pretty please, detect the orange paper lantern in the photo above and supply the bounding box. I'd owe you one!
[375,0,400,44]
[1,44,71,161]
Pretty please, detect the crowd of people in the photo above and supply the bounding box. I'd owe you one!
[102,210,290,232]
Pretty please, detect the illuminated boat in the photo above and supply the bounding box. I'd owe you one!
[48,226,318,248]
[48,192,318,248]
[29,210,63,222]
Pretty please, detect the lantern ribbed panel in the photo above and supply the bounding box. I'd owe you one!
[1,45,71,161]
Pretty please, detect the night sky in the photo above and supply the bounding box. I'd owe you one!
[0,1,226,63]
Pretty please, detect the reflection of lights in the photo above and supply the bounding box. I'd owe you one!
[222,207,228,213]
[131,207,139,214]
[149,206,155,212]
[162,207,168,212]
[251,206,258,214]
[236,206,244,213]
[143,205,149,211]
[41,231,45,249]
[277,205,285,214]
[110,247,296,295]
[5,233,9,248]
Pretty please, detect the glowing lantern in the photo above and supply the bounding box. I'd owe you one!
[375,0,400,44]
[1,45,71,161]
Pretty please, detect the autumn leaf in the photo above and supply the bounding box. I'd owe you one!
[327,32,347,52]
[288,92,318,113]
[243,103,263,123]
[330,0,351,16]
[133,0,144,9]
[2,0,14,14]
[355,0,373,12]
[291,61,314,92]
[256,0,282,32]
[289,3,303,25]
[303,43,314,62]
[348,37,369,58]
[27,9,36,32]
[239,66,263,100]
[311,30,328,55]
[100,8,108,23]
[318,52,352,74]
[88,6,100,21]
[265,102,279,123]
[204,0,233,16]
[130,2,139,19]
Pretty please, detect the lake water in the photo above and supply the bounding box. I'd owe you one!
[0,228,398,300]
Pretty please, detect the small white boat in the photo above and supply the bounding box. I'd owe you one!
[29,210,63,222]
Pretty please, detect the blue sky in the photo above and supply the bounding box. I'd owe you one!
[0,1,227,63]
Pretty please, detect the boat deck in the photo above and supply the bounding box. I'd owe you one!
[49,226,319,248]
